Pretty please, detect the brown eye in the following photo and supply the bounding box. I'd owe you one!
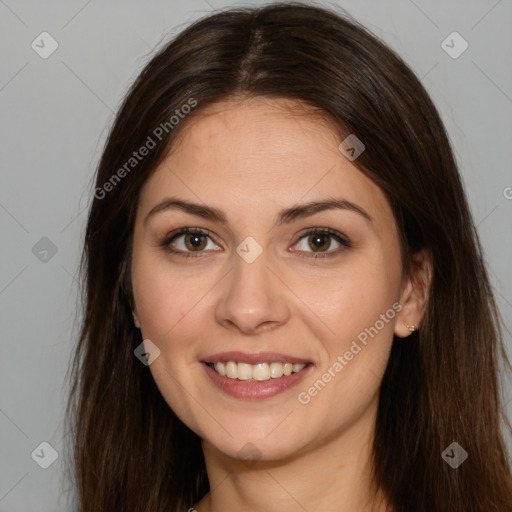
[307,233,331,252]
[184,232,208,251]
[292,228,351,259]
[161,228,221,257]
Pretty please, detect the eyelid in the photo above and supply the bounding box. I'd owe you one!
[159,227,220,252]
[290,227,351,257]
[294,227,351,245]
[159,226,351,258]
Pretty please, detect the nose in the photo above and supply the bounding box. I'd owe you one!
[214,249,291,335]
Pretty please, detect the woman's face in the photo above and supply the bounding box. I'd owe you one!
[131,96,412,463]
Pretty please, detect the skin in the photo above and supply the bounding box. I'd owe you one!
[131,96,430,512]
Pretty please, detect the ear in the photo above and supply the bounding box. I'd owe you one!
[394,248,432,338]
[132,307,141,329]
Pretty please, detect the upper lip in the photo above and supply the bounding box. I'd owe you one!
[202,351,312,365]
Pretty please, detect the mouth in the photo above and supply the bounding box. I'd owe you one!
[205,361,308,381]
[201,352,314,400]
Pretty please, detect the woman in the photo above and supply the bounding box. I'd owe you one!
[67,2,512,511]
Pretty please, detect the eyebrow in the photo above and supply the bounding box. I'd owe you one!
[144,197,373,228]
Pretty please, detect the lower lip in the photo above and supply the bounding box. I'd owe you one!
[202,362,314,400]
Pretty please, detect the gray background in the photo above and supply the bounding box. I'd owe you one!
[1,0,511,510]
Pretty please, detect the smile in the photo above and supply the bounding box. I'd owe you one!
[201,352,314,400]
[207,361,307,381]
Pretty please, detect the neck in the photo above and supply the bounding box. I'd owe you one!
[194,402,389,512]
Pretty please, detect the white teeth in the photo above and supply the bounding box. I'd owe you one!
[283,363,293,376]
[226,361,237,379]
[212,361,306,381]
[269,362,284,378]
[253,363,270,381]
[216,361,226,376]
[237,362,253,381]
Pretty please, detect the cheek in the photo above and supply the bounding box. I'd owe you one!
[131,256,208,422]
[305,254,400,342]
[298,250,402,409]
[131,252,198,339]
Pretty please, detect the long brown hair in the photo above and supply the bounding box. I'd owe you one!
[67,2,512,510]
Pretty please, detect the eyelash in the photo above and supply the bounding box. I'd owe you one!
[158,227,352,260]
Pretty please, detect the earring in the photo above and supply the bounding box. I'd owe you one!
[406,322,416,333]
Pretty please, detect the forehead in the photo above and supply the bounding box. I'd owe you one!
[137,96,392,229]
[169,95,343,166]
